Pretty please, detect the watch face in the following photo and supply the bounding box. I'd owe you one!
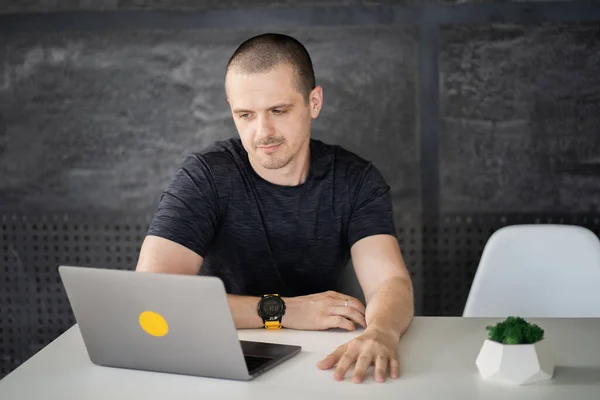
[260,297,284,319]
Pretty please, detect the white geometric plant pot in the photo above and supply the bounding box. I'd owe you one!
[476,339,555,385]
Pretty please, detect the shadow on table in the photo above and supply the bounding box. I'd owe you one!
[551,366,600,385]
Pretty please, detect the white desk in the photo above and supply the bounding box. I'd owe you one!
[1,317,599,399]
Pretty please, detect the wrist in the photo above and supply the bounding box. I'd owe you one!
[365,322,400,343]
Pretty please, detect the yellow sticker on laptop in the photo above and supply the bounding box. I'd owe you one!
[139,311,169,337]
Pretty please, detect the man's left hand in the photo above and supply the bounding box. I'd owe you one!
[316,326,400,383]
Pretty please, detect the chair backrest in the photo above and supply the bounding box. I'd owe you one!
[463,224,600,317]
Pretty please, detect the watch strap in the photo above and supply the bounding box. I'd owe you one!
[264,320,282,330]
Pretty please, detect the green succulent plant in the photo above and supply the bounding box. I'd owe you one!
[486,316,544,345]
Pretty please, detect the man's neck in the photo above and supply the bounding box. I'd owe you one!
[249,141,311,187]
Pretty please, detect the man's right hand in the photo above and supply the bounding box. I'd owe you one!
[282,291,366,331]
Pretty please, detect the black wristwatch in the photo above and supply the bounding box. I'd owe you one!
[257,294,286,330]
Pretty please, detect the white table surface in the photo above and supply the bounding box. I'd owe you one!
[1,317,600,399]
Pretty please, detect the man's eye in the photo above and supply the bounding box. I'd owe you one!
[239,113,249,119]
[272,109,285,115]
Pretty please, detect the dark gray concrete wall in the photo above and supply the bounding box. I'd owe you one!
[0,27,419,219]
[0,0,419,14]
[440,23,600,213]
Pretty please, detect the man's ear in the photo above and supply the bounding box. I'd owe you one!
[309,86,323,118]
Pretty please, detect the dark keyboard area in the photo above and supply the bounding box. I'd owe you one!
[244,355,272,373]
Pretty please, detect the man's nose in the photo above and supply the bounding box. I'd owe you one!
[257,114,275,137]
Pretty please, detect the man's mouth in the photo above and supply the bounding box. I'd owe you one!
[259,143,282,153]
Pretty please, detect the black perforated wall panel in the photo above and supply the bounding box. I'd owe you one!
[0,213,151,377]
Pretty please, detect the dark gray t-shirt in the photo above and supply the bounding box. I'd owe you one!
[147,138,396,297]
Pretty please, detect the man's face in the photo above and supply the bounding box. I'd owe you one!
[225,63,321,170]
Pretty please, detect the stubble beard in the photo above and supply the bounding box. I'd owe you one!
[254,136,291,170]
[259,147,293,169]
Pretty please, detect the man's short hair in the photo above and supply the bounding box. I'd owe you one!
[226,33,316,101]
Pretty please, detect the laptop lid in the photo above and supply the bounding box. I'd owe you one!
[58,266,274,380]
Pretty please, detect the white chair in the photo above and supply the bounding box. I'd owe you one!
[463,224,600,317]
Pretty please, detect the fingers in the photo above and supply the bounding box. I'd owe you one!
[352,354,372,383]
[316,344,345,370]
[389,357,400,379]
[374,355,388,382]
[318,329,401,383]
[325,315,356,331]
[334,352,358,381]
[345,354,396,383]
[325,291,366,314]
[330,306,366,328]
[343,297,366,315]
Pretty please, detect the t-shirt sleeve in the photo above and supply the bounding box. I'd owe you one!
[146,154,221,257]
[348,162,397,248]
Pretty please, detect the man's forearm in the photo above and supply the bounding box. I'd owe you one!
[364,276,414,339]
[227,294,264,329]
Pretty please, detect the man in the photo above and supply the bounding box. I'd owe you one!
[136,33,414,384]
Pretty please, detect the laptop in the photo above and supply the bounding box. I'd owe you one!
[58,265,301,381]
